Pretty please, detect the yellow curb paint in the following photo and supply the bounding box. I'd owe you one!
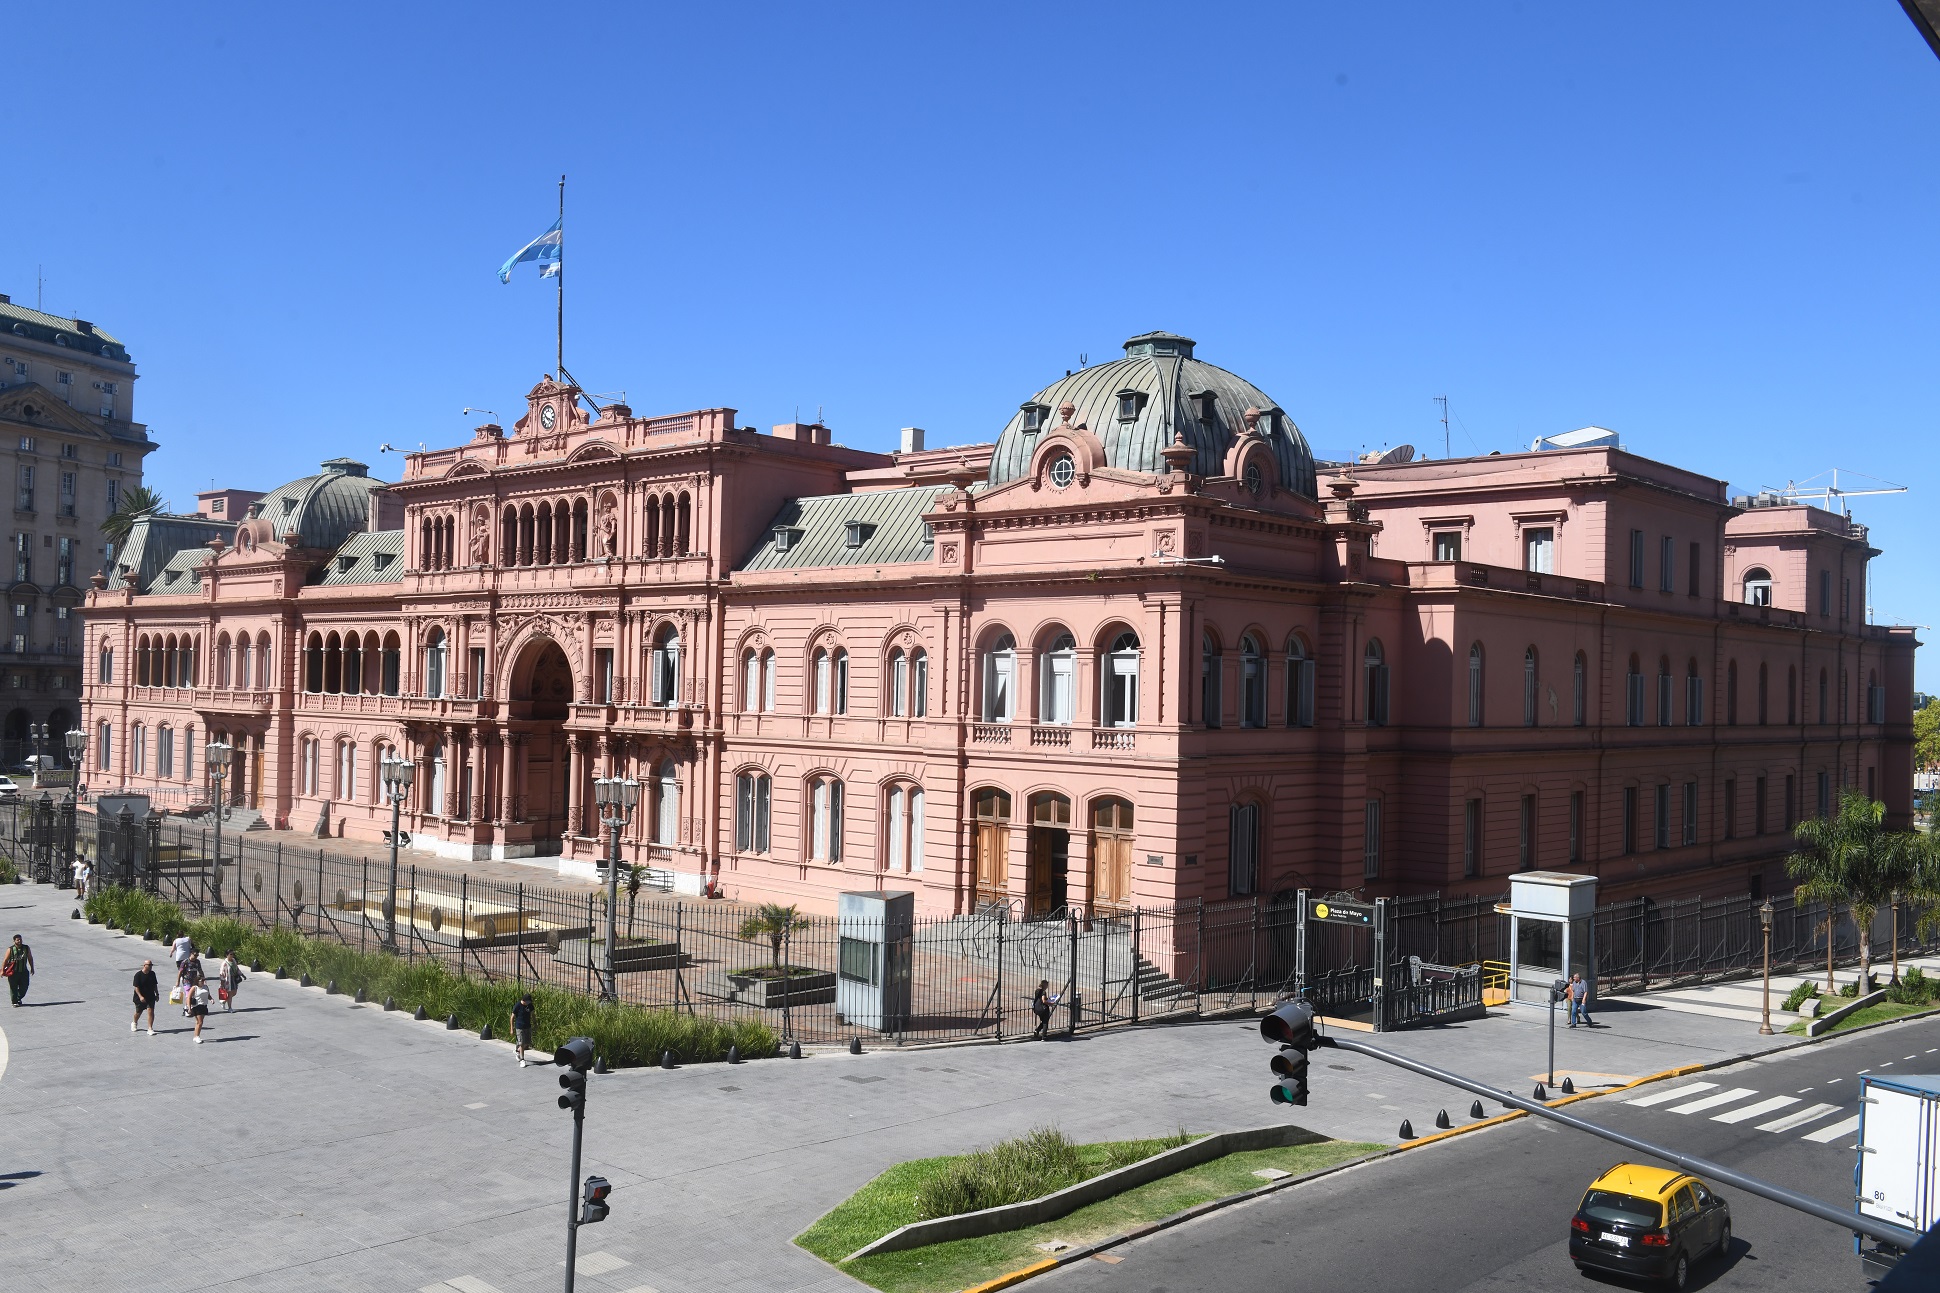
[1394,1061,1710,1152]
[961,1258,1060,1292]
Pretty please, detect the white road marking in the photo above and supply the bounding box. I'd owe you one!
[1829,1077,1843,1083]
[1714,1096,1798,1124]
[1627,1082,1717,1108]
[1669,1087,1759,1115]
[1796,1087,1814,1094]
[1803,1114,1862,1145]
[560,1252,630,1276]
[1758,1103,1842,1133]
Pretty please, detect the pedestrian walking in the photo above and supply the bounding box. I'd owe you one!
[511,992,534,1067]
[217,951,244,1012]
[170,934,194,996]
[132,959,159,1034]
[1031,979,1056,1040]
[178,949,205,1018]
[1568,972,1592,1028]
[187,979,211,1043]
[74,859,90,902]
[2,934,32,1006]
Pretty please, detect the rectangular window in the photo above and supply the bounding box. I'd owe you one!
[1724,779,1736,840]
[984,648,1014,722]
[1523,526,1554,574]
[16,435,32,452]
[838,936,876,985]
[1688,541,1700,597]
[14,533,29,583]
[157,729,174,778]
[1819,569,1831,618]
[1654,786,1670,849]
[1362,799,1381,881]
[1657,669,1672,726]
[1229,801,1260,896]
[1785,773,1796,830]
[56,536,71,587]
[98,721,111,770]
[1628,529,1644,588]
[1682,781,1698,846]
[1817,770,1830,819]
[1519,794,1536,870]
[1659,536,1674,592]
[1569,790,1583,863]
[593,648,612,704]
[470,646,488,699]
[108,452,122,468]
[1842,578,1851,622]
[1622,787,1637,855]
[1463,798,1481,878]
[1685,674,1702,725]
[735,772,771,853]
[17,464,33,512]
[106,479,118,512]
[58,471,75,517]
[1626,669,1644,726]
[1432,531,1462,562]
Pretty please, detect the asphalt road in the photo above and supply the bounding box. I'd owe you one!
[1039,1017,1940,1293]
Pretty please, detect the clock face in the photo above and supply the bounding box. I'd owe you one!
[540,403,557,430]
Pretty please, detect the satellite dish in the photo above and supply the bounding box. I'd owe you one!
[1377,444,1416,465]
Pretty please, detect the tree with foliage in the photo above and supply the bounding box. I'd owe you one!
[1916,699,1940,774]
[1787,790,1937,992]
[624,863,645,941]
[101,484,170,548]
[738,902,809,970]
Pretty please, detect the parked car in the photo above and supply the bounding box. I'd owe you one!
[0,776,19,798]
[1569,1163,1731,1290]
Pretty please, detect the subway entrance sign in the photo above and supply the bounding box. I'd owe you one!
[1307,898,1374,927]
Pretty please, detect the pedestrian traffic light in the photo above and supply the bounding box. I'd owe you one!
[1262,999,1319,1108]
[554,1036,595,1071]
[559,1069,586,1114]
[580,1175,611,1225]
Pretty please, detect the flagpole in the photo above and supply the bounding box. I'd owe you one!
[556,173,565,383]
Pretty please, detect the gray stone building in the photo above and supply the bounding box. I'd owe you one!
[0,294,152,767]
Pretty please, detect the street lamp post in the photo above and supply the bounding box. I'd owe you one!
[380,754,416,952]
[1890,890,1902,985]
[29,721,46,779]
[1758,899,1775,1036]
[206,741,232,911]
[60,728,84,888]
[592,775,640,1002]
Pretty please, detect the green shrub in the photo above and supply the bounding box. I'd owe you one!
[1839,979,1860,999]
[1782,980,1820,1013]
[0,853,16,884]
[917,1127,1088,1220]
[80,886,777,1066]
[1889,966,1932,1007]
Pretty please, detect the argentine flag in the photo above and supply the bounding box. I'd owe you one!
[498,217,562,282]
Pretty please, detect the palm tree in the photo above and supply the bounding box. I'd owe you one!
[739,902,809,971]
[102,484,170,548]
[1786,791,1935,993]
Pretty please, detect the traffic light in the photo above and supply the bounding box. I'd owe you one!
[555,1036,595,1071]
[580,1175,611,1225]
[558,1069,586,1114]
[1262,1000,1320,1107]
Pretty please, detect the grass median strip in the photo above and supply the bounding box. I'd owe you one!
[84,886,776,1066]
[797,1133,1379,1293]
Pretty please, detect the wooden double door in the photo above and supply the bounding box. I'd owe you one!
[972,790,1136,917]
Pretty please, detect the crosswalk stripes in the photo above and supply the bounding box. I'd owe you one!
[1625,1081,1855,1143]
[1802,1114,1863,1145]
[1757,1102,1841,1133]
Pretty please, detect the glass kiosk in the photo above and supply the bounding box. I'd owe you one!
[1508,871,1598,1009]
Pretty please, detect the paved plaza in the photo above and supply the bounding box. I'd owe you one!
[0,879,1873,1292]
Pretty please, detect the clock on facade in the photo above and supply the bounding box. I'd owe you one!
[539,403,557,430]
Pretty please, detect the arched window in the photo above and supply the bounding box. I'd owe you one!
[300,736,318,797]
[215,634,231,688]
[761,648,776,712]
[305,632,324,693]
[426,739,446,815]
[1657,656,1673,727]
[1625,654,1644,726]
[1228,799,1260,896]
[809,775,844,862]
[237,635,251,689]
[257,632,272,688]
[97,720,111,770]
[535,501,554,565]
[1040,632,1076,725]
[1363,640,1389,727]
[832,647,849,714]
[98,643,113,685]
[1757,662,1769,726]
[743,649,762,712]
[501,505,517,567]
[1742,567,1773,606]
[1467,643,1485,727]
[1524,647,1539,727]
[1727,660,1739,725]
[518,503,535,566]
[735,771,772,853]
[813,647,831,714]
[572,498,589,562]
[1285,635,1313,728]
[1240,634,1266,728]
[887,647,907,716]
[1686,660,1704,725]
[1104,631,1140,728]
[324,631,343,695]
[156,725,174,778]
[344,634,363,695]
[649,623,680,706]
[1201,631,1222,728]
[380,632,400,697]
[654,760,679,845]
[1573,651,1586,726]
[981,632,1015,722]
[910,648,927,717]
[337,739,355,801]
[676,492,692,556]
[885,782,925,873]
[424,628,447,699]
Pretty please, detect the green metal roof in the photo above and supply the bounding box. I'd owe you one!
[737,486,946,572]
[145,547,211,595]
[247,459,388,551]
[316,530,405,586]
[0,299,129,363]
[107,514,229,591]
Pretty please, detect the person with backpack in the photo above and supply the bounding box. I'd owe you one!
[1031,979,1056,1040]
[2,934,32,1006]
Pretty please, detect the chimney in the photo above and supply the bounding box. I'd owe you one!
[900,427,926,453]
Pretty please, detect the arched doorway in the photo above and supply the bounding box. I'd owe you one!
[1027,792,1071,917]
[508,638,575,848]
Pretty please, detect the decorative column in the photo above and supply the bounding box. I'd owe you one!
[509,732,528,823]
[565,733,587,837]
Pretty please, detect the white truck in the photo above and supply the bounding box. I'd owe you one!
[1857,1073,1940,1280]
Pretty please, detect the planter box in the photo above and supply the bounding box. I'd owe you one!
[727,970,836,1007]
[551,937,682,973]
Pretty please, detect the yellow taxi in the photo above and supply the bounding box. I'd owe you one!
[1569,1162,1732,1290]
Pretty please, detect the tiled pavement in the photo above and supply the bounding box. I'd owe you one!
[0,879,1895,1292]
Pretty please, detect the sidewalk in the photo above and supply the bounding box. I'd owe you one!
[0,878,1896,1293]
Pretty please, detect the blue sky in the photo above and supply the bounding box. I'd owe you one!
[7,4,1937,680]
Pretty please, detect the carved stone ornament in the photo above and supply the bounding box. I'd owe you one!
[940,542,959,563]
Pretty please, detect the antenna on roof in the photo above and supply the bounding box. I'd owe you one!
[1768,468,1908,518]
[1434,396,1449,460]
[1079,352,1088,369]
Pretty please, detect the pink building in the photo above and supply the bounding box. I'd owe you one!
[80,333,1917,913]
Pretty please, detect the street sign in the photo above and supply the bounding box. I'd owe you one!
[1307,898,1374,927]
